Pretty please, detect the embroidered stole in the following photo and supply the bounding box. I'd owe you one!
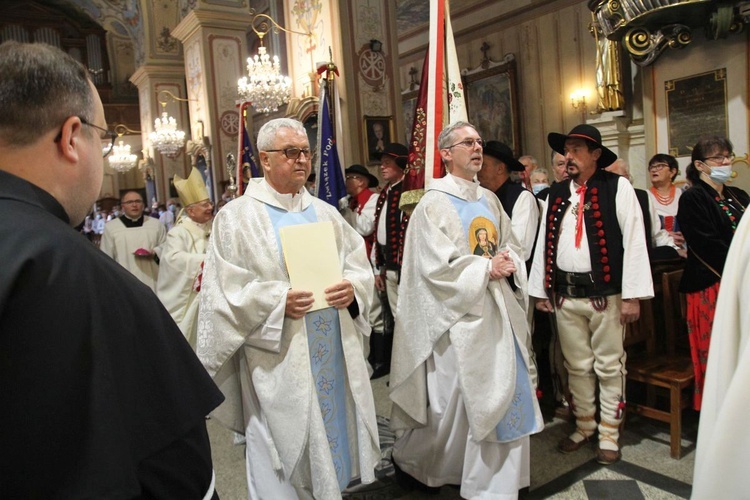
[266,204,352,489]
[447,194,539,442]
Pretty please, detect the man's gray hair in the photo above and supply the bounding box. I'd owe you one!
[437,121,477,150]
[257,118,306,151]
[550,149,560,164]
[519,155,538,168]
[0,41,94,147]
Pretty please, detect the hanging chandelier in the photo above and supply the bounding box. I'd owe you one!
[149,90,192,157]
[109,140,138,172]
[149,110,185,157]
[107,124,142,173]
[238,45,291,114]
[237,12,311,114]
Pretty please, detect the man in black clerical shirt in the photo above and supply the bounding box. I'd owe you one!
[0,41,223,498]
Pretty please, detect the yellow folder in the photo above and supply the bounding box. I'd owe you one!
[279,220,342,312]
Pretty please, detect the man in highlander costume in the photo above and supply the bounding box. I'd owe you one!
[529,124,652,464]
[389,121,543,498]
[197,118,379,499]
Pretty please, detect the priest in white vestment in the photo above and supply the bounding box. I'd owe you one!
[100,190,166,292]
[390,122,543,499]
[197,118,379,499]
[692,212,750,499]
[156,168,213,349]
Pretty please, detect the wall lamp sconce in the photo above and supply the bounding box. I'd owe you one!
[149,90,195,157]
[108,124,142,173]
[370,39,383,53]
[570,89,588,111]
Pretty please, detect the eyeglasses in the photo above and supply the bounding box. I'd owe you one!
[446,138,483,150]
[54,116,117,158]
[648,163,669,171]
[702,154,735,164]
[346,175,363,180]
[121,200,144,206]
[265,147,311,160]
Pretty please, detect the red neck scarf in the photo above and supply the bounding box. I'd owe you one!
[575,183,587,248]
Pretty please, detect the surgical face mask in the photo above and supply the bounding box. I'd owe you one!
[532,182,549,195]
[708,165,732,184]
[169,205,176,213]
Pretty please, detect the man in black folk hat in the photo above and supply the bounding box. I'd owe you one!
[371,143,410,378]
[529,124,653,465]
[340,164,391,378]
[477,140,540,265]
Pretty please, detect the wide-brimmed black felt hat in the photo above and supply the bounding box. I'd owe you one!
[345,164,379,188]
[482,141,524,172]
[547,124,617,168]
[374,143,409,169]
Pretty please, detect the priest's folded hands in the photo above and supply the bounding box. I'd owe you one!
[489,250,516,280]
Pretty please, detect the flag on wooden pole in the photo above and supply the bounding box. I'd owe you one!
[315,62,346,207]
[400,0,467,212]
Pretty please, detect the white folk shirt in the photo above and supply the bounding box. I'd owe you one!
[511,189,540,261]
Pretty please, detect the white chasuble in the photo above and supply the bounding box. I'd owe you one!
[390,174,542,496]
[197,180,379,499]
[156,218,210,348]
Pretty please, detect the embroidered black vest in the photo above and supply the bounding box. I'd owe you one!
[544,169,623,298]
[373,181,409,271]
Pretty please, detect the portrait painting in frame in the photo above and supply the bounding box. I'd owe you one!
[363,116,394,164]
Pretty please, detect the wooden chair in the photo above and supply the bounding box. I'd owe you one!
[626,268,694,459]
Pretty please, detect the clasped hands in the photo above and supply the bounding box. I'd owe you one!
[285,280,354,319]
[489,250,516,280]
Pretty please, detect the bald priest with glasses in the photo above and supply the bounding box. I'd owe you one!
[100,188,167,292]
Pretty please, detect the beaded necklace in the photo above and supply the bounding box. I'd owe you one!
[650,185,675,205]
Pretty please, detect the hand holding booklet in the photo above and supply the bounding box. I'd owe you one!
[279,221,342,312]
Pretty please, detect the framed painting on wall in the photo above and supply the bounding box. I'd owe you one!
[402,90,418,145]
[363,116,394,164]
[463,56,521,155]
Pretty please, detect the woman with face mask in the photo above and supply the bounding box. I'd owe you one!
[676,136,749,411]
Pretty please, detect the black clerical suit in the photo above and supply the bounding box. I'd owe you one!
[0,170,224,498]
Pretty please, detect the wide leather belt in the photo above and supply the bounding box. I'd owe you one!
[555,271,595,298]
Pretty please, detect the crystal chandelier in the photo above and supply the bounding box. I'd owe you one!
[149,110,186,157]
[108,140,138,172]
[238,45,292,114]
[238,11,312,114]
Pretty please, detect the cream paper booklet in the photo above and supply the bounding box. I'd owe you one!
[279,220,342,312]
